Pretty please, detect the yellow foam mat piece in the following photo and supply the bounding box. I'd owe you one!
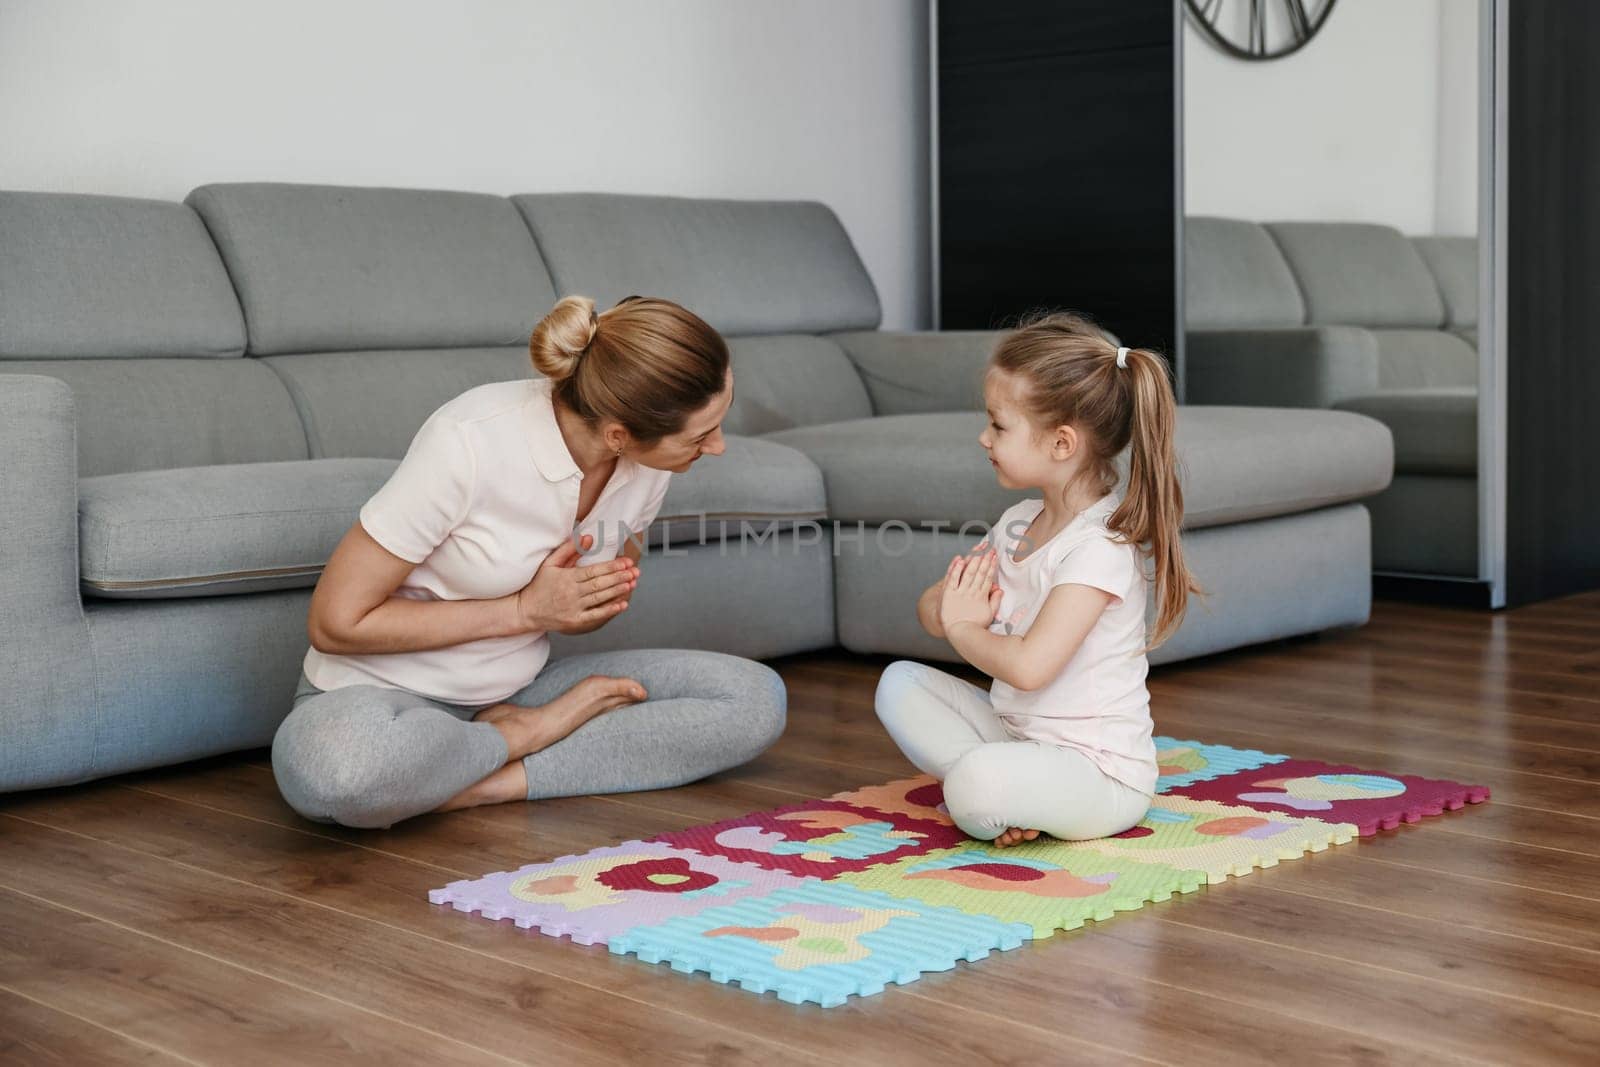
[1074,795,1358,884]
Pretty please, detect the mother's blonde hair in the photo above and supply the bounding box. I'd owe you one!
[529,294,729,443]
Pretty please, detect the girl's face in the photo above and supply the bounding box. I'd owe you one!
[623,370,734,474]
[978,370,1078,490]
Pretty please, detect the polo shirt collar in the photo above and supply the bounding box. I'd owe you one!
[526,378,581,483]
[524,377,640,493]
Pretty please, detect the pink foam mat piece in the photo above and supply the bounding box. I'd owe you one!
[1169,759,1491,836]
[650,798,969,878]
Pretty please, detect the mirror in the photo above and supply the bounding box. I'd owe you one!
[1181,0,1486,591]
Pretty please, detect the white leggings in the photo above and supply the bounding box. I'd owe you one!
[874,660,1151,842]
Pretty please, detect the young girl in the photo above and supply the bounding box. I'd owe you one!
[875,312,1198,847]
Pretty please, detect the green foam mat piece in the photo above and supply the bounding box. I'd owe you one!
[1077,795,1358,884]
[838,841,1206,939]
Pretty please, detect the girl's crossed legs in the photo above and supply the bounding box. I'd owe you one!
[874,659,1150,842]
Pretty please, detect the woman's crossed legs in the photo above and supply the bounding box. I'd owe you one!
[272,648,784,829]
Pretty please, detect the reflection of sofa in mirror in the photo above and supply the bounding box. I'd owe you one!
[1185,217,1478,577]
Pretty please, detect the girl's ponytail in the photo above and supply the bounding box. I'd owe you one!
[1111,347,1200,648]
[990,311,1200,650]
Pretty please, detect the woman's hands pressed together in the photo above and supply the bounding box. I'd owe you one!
[938,546,1002,635]
[512,534,639,635]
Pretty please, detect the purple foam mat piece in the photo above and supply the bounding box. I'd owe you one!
[428,841,808,945]
[1169,759,1491,836]
[651,798,969,878]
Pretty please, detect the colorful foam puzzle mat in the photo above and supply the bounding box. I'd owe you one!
[430,740,1489,1007]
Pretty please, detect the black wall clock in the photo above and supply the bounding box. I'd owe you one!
[1185,0,1337,60]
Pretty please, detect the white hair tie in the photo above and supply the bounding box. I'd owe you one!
[1115,346,1130,369]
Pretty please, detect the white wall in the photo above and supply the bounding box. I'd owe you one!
[0,0,931,328]
[1184,0,1479,236]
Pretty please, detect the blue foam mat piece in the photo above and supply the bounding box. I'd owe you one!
[1153,736,1289,792]
[608,879,1030,1008]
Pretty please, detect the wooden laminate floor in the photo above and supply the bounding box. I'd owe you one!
[3,593,1599,1066]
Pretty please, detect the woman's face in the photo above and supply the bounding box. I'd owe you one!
[627,370,734,473]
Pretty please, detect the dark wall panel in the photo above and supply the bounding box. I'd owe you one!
[937,1,1177,358]
[1505,1,1600,605]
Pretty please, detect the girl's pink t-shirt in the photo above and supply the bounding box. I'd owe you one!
[987,494,1159,796]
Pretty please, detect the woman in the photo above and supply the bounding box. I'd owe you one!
[271,295,785,829]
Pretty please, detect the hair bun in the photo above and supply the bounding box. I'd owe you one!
[529,295,600,381]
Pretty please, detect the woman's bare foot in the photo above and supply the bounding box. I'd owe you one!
[993,827,1042,848]
[434,760,528,813]
[473,674,647,760]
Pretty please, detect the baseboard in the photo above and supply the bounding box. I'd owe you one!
[1373,573,1496,609]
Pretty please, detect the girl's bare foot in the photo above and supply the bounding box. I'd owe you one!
[993,827,1042,848]
[473,675,646,759]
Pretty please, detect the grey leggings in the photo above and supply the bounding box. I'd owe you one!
[271,648,786,829]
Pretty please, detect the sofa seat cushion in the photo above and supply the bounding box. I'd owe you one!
[766,407,1393,532]
[78,436,827,597]
[79,459,397,598]
[1334,387,1477,476]
[651,435,827,545]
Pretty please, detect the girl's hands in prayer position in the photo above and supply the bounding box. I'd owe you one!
[938,547,1003,634]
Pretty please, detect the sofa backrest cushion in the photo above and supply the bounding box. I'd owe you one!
[2,359,308,476]
[187,183,556,355]
[1266,222,1446,329]
[1184,217,1306,329]
[721,336,873,435]
[1411,236,1477,330]
[1372,329,1478,389]
[513,193,881,336]
[829,330,995,416]
[0,191,246,360]
[263,348,534,459]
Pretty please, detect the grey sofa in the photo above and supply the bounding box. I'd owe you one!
[1185,217,1478,576]
[0,183,1394,794]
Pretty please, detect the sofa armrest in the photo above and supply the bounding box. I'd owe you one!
[1185,326,1380,409]
[829,330,1003,415]
[0,373,99,792]
[2,374,83,614]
